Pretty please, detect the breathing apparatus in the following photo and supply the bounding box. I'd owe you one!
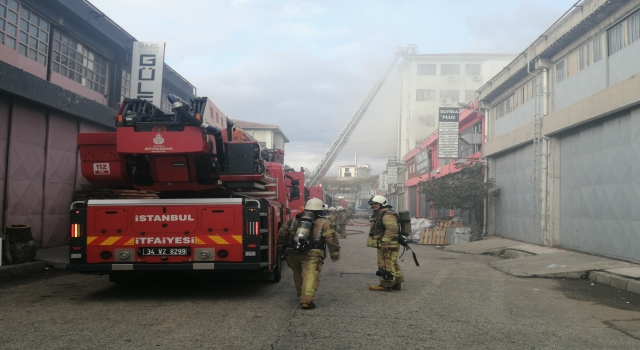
[292,211,315,252]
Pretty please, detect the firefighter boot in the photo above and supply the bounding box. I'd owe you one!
[369,285,392,291]
[392,283,402,291]
[300,302,316,309]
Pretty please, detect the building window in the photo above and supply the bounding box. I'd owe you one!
[0,0,19,51]
[120,68,131,104]
[555,61,564,84]
[555,33,605,85]
[440,90,459,101]
[416,89,436,101]
[460,121,482,159]
[579,45,587,70]
[465,64,481,76]
[464,90,475,102]
[605,9,640,56]
[609,22,624,55]
[17,5,49,65]
[160,91,171,113]
[593,35,603,62]
[52,30,108,94]
[628,11,640,45]
[494,93,515,119]
[440,64,460,75]
[417,63,436,75]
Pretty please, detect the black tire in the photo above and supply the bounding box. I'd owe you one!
[6,225,33,244]
[268,260,282,283]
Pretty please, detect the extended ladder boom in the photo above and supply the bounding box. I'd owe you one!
[305,45,417,187]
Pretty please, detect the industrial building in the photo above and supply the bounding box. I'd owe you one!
[0,0,195,247]
[478,0,640,262]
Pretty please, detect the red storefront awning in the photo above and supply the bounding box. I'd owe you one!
[406,175,427,187]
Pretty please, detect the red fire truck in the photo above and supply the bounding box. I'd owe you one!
[68,96,299,283]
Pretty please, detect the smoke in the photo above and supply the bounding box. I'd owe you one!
[466,1,568,53]
[89,0,575,175]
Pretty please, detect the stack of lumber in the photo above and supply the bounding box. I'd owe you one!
[419,217,465,245]
[73,185,159,201]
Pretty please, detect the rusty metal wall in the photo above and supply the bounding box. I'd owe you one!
[5,101,47,244]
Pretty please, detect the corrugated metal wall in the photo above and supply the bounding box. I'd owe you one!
[43,113,78,247]
[1,95,111,247]
[0,96,9,231]
[5,101,48,243]
[493,144,540,244]
[559,106,640,263]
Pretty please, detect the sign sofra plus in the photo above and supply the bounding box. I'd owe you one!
[438,107,460,159]
[131,42,166,106]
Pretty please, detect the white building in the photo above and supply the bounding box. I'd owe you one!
[232,119,289,151]
[398,53,514,158]
[479,0,640,263]
[338,164,371,178]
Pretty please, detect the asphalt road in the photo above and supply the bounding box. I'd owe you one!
[2,225,640,349]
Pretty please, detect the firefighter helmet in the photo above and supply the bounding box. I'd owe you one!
[336,206,344,211]
[368,195,388,206]
[329,207,336,211]
[305,198,324,211]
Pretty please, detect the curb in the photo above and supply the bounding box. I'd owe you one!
[589,271,640,295]
[0,261,47,278]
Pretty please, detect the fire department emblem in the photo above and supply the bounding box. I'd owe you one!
[153,133,165,145]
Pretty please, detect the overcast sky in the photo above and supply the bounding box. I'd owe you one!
[91,0,575,175]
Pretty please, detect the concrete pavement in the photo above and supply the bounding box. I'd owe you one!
[3,226,640,348]
[444,236,640,295]
[0,244,67,278]
[5,233,640,299]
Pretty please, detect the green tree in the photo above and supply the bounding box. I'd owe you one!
[420,161,495,233]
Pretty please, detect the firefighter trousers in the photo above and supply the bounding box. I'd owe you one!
[377,248,404,288]
[337,225,347,238]
[287,254,324,304]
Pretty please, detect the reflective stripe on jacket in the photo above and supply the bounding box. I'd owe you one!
[366,208,399,249]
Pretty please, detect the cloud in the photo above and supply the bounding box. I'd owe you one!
[90,0,575,175]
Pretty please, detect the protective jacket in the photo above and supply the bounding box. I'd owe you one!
[336,211,348,225]
[328,213,337,230]
[367,207,400,250]
[277,216,340,260]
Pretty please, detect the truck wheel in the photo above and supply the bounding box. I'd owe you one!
[268,261,282,283]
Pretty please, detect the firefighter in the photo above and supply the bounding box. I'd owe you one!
[336,206,348,239]
[329,207,337,231]
[322,203,330,216]
[367,195,404,291]
[277,198,340,309]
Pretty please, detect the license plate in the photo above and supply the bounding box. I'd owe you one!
[138,247,191,256]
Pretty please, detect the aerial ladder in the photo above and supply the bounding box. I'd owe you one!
[305,44,417,187]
